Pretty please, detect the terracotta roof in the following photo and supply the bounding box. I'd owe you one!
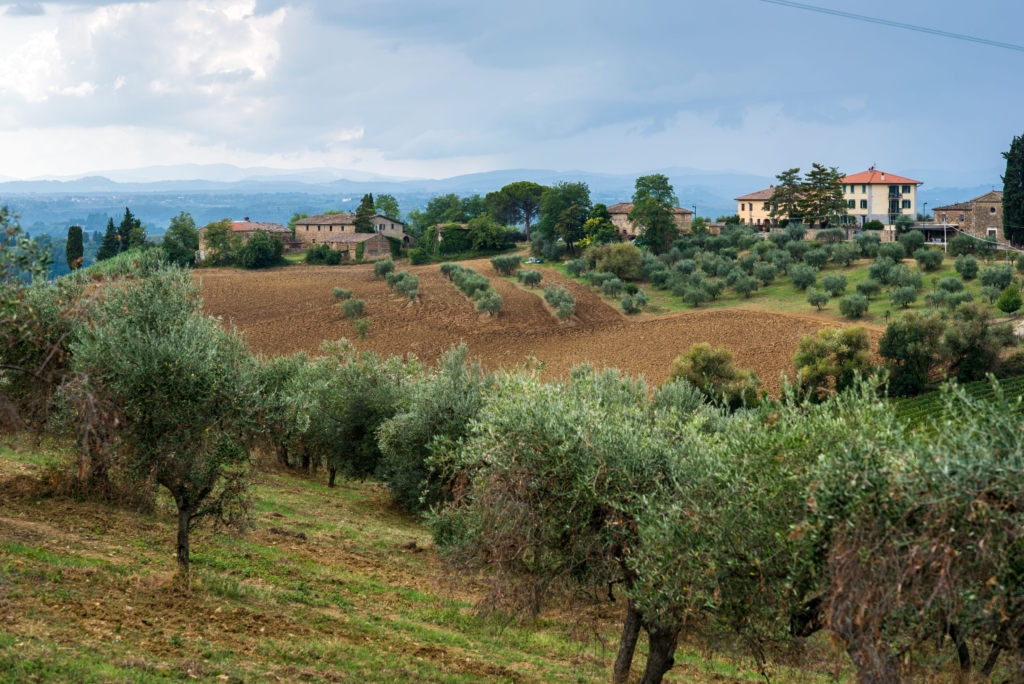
[294,213,404,227]
[606,202,693,215]
[932,202,972,213]
[736,186,775,201]
[229,220,290,233]
[321,233,382,243]
[842,170,922,186]
[933,190,1003,214]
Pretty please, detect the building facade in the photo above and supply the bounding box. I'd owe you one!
[606,202,693,239]
[293,213,413,247]
[735,187,776,229]
[841,168,921,227]
[197,218,294,261]
[321,233,391,260]
[933,191,1004,240]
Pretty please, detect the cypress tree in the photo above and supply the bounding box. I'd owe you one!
[354,194,375,233]
[66,225,84,270]
[96,218,120,261]
[1003,133,1024,247]
[117,207,141,252]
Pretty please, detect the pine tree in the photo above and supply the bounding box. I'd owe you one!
[629,174,679,254]
[117,207,141,252]
[354,194,375,233]
[799,163,847,227]
[1003,133,1024,247]
[769,168,802,223]
[65,225,84,270]
[96,218,120,261]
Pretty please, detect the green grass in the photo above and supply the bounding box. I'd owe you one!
[0,441,851,683]
[549,251,1016,325]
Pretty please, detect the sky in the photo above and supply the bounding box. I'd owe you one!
[0,0,1021,181]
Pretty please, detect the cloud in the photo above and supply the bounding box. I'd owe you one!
[5,2,44,15]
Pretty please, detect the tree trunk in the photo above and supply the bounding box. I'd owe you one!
[301,451,311,471]
[981,621,1011,677]
[946,623,971,674]
[276,444,288,468]
[613,598,643,684]
[328,468,336,488]
[638,619,682,684]
[176,506,191,573]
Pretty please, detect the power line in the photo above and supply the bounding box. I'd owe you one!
[756,0,1024,53]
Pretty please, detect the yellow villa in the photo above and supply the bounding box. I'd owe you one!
[735,186,776,230]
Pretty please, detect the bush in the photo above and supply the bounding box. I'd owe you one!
[395,273,419,301]
[892,264,923,290]
[683,286,709,308]
[373,258,395,279]
[702,280,723,300]
[634,289,648,309]
[804,248,829,268]
[831,243,859,267]
[857,279,881,299]
[738,254,758,274]
[586,271,615,287]
[876,242,906,262]
[838,293,869,319]
[439,262,463,280]
[236,230,284,269]
[889,286,918,309]
[818,228,846,244]
[997,286,1023,314]
[669,343,760,409]
[454,269,491,298]
[621,294,641,314]
[772,250,794,274]
[787,241,810,262]
[517,269,542,288]
[863,219,885,231]
[790,264,818,290]
[543,285,576,320]
[596,242,643,280]
[333,287,352,300]
[475,290,502,316]
[947,233,975,256]
[898,230,925,253]
[981,286,1002,304]
[955,254,979,280]
[674,259,697,276]
[878,312,946,396]
[945,290,975,309]
[821,273,847,296]
[566,258,588,277]
[650,270,670,288]
[793,326,874,401]
[914,247,943,271]
[980,264,1014,290]
[408,248,431,265]
[853,231,881,257]
[490,255,521,276]
[807,288,829,311]
[724,267,743,287]
[1017,253,1024,274]
[734,275,759,298]
[938,276,964,293]
[602,278,624,296]
[354,318,372,338]
[342,299,366,319]
[869,257,896,284]
[752,261,778,285]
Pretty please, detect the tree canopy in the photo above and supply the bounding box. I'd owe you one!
[630,174,679,254]
[163,211,199,267]
[1003,132,1024,246]
[354,194,375,233]
[485,181,544,240]
[374,194,401,221]
[537,182,591,251]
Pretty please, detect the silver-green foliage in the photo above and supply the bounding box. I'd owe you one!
[543,284,575,320]
[475,289,502,316]
[342,298,365,319]
[517,269,542,288]
[333,287,352,300]
[373,258,395,279]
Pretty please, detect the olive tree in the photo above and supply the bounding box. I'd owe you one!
[71,267,257,573]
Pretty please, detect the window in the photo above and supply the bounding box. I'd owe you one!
[902,200,911,209]
[860,200,868,209]
[959,214,965,222]
[741,203,746,211]
[848,200,856,208]
[902,185,911,194]
[990,207,997,214]
[763,203,770,211]
[988,228,998,237]
[941,214,947,223]
[862,185,867,193]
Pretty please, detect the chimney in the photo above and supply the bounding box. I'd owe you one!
[880,174,885,181]
[244,216,250,222]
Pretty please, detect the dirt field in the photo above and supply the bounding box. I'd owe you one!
[196,259,850,394]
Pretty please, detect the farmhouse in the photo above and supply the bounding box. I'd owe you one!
[606,202,693,239]
[293,213,415,248]
[735,186,776,229]
[841,168,922,228]
[320,233,391,261]
[933,191,1004,240]
[197,218,298,260]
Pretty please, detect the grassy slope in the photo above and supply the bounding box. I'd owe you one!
[0,440,830,684]
[548,253,1011,326]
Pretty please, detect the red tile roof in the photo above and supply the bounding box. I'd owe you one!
[842,170,921,186]
[606,202,692,214]
[230,220,289,233]
[735,186,775,201]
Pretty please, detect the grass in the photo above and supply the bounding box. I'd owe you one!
[1,438,858,683]
[893,375,1024,429]
[547,250,1019,325]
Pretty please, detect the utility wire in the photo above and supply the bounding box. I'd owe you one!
[756,0,1024,53]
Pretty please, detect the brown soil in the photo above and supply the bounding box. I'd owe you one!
[196,259,850,395]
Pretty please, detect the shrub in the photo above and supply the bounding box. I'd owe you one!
[793,326,874,401]
[941,302,1016,381]
[596,242,643,280]
[790,264,818,290]
[898,230,925,253]
[738,254,758,274]
[236,230,283,269]
[980,264,1014,290]
[955,254,979,280]
[724,267,743,287]
[878,311,946,396]
[877,243,906,262]
[752,261,778,285]
[354,318,372,338]
[892,265,923,290]
[787,241,810,261]
[937,276,964,293]
[475,290,502,316]
[1017,253,1024,274]
[869,257,896,284]
[674,259,697,275]
[863,219,885,231]
[981,286,1002,304]
[490,255,521,276]
[396,274,419,301]
[683,286,709,308]
[621,294,640,314]
[945,291,975,309]
[997,286,1023,314]
[669,343,760,409]
[517,269,542,288]
[408,248,431,265]
[821,273,847,296]
[587,271,615,287]
[650,270,670,288]
[602,278,624,296]
[342,299,366,319]
[804,248,829,268]
[889,286,918,309]
[818,228,846,244]
[784,224,807,241]
[734,275,759,298]
[454,269,490,298]
[947,233,975,256]
[839,293,869,319]
[914,247,943,272]
[373,258,395,279]
[831,243,859,267]
[440,262,463,280]
[543,285,576,320]
[702,280,723,300]
[333,287,352,300]
[853,231,881,257]
[807,288,829,311]
[856,279,881,298]
[772,250,794,274]
[634,289,648,309]
[566,258,588,277]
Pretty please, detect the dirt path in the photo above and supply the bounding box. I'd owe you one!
[196,261,850,394]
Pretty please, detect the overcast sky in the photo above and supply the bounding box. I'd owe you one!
[0,0,1021,180]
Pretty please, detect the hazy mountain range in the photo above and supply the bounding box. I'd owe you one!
[0,164,1005,235]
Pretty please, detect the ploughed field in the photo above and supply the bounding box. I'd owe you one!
[196,259,839,394]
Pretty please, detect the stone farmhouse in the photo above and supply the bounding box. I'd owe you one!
[932,191,1004,240]
[293,213,415,248]
[197,218,297,261]
[606,203,693,239]
[320,233,391,261]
